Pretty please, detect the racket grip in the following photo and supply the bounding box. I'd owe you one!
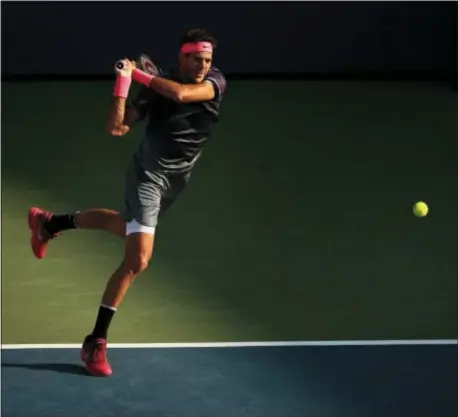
[115,60,125,70]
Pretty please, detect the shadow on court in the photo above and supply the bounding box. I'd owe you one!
[2,362,89,376]
[2,344,457,417]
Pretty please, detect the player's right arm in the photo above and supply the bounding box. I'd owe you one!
[107,59,152,137]
[107,97,140,137]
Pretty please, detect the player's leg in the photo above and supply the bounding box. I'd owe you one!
[28,207,125,259]
[80,221,155,377]
[28,156,144,259]
[74,209,126,237]
[80,165,163,376]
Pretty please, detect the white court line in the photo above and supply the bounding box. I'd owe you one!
[1,339,457,349]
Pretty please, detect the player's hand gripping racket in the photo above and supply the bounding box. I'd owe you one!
[115,54,159,76]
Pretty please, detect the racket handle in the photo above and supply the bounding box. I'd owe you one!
[115,60,125,70]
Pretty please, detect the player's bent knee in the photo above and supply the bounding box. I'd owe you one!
[123,254,151,276]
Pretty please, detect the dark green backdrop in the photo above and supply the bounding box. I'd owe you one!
[2,81,457,344]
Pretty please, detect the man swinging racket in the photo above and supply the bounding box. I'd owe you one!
[28,28,226,377]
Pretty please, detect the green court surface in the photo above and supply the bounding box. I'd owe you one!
[2,80,457,344]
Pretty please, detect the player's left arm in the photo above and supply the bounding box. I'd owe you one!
[147,77,219,103]
[127,59,226,103]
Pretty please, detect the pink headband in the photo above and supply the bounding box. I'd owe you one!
[180,41,213,54]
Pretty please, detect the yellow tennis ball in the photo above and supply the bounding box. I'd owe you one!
[413,201,429,217]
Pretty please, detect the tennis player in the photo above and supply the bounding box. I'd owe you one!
[28,28,226,376]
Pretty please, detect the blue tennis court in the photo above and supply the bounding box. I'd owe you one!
[2,341,457,417]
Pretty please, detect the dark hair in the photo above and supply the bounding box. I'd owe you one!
[180,28,218,49]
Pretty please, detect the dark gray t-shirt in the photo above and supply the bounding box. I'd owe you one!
[128,67,227,175]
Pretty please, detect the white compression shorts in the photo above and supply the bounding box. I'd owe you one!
[125,219,156,236]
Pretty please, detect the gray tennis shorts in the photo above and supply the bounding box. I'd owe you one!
[121,156,190,228]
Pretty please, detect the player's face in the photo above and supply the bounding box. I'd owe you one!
[181,52,212,83]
